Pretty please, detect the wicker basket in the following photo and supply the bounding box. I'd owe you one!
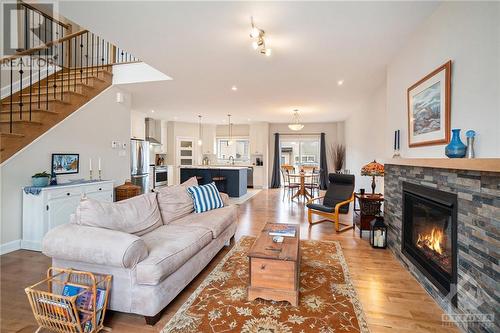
[25,267,112,333]
[115,180,141,201]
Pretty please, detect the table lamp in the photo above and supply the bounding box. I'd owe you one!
[361,160,384,194]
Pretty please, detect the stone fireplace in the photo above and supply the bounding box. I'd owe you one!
[402,182,457,304]
[384,161,499,333]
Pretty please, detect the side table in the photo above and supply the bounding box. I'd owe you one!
[353,193,384,238]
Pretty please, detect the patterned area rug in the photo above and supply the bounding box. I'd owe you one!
[162,236,370,333]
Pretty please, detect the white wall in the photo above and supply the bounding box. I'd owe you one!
[345,83,387,193]
[0,86,131,249]
[267,122,345,185]
[386,1,500,158]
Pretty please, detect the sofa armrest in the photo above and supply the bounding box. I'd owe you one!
[220,192,230,206]
[42,224,148,269]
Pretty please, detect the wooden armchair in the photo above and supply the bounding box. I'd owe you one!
[306,173,355,233]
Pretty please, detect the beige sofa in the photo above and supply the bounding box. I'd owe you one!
[42,179,237,324]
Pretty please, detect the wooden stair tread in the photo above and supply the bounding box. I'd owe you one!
[2,99,71,105]
[0,132,25,138]
[19,91,87,97]
[34,82,95,89]
[0,109,58,114]
[0,120,42,125]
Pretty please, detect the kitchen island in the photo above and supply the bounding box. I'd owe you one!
[180,166,248,197]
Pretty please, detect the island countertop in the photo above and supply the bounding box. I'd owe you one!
[180,165,249,170]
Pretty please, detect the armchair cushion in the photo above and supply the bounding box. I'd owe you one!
[74,192,162,236]
[322,173,355,214]
[306,203,334,213]
[42,224,148,268]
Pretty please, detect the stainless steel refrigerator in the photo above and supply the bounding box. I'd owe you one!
[130,138,150,194]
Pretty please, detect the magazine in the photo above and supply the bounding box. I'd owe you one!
[61,284,107,331]
[268,225,296,237]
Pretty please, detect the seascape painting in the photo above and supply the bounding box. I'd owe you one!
[407,61,451,147]
[412,81,441,135]
[52,153,79,175]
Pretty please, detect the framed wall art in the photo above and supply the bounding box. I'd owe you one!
[407,61,451,147]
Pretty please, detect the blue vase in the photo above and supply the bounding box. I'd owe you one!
[445,129,467,158]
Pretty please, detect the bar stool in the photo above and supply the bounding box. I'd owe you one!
[212,169,227,193]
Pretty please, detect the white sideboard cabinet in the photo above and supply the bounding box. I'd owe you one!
[22,180,114,251]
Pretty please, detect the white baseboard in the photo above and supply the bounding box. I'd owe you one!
[21,240,42,252]
[0,239,21,255]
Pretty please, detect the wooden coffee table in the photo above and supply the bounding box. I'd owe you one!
[247,223,300,306]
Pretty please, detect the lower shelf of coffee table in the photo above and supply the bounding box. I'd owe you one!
[247,286,299,306]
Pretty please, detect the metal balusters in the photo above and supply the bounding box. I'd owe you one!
[45,22,49,110]
[80,35,83,83]
[74,36,77,91]
[61,40,64,100]
[51,22,56,99]
[101,38,104,76]
[96,36,99,78]
[10,60,13,133]
[19,58,23,119]
[29,54,33,120]
[91,34,94,77]
[37,14,41,109]
[86,32,89,84]
[24,6,29,50]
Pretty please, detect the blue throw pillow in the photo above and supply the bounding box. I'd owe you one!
[187,182,224,213]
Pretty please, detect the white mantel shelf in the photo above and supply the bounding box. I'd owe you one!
[385,158,500,173]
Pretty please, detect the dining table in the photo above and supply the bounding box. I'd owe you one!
[289,172,314,201]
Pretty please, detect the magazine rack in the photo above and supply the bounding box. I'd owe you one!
[25,267,112,333]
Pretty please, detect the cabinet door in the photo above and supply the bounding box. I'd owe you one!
[47,195,81,230]
[86,190,113,202]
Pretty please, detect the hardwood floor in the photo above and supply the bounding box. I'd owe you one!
[0,189,460,333]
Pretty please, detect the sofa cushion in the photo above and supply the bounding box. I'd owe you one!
[136,224,212,285]
[74,192,162,236]
[187,182,224,213]
[171,205,237,238]
[156,177,198,224]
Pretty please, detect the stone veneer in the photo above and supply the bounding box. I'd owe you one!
[384,164,499,333]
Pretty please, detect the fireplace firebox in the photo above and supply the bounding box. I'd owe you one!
[402,182,457,304]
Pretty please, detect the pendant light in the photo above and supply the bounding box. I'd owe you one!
[197,115,203,146]
[288,109,304,131]
[227,114,233,146]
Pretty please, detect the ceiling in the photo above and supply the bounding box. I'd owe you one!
[58,1,440,124]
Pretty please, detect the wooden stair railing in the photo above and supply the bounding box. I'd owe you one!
[0,28,139,163]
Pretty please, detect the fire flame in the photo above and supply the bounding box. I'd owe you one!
[416,227,444,255]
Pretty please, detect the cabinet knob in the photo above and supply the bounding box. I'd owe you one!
[66,193,70,196]
[98,188,102,191]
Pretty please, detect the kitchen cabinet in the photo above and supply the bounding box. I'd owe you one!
[249,123,269,188]
[22,180,114,251]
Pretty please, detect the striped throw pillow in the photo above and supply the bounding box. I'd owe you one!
[187,182,224,213]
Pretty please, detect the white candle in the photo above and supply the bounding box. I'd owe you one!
[89,158,92,171]
[98,158,101,171]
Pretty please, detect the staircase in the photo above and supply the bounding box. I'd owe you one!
[1,21,138,163]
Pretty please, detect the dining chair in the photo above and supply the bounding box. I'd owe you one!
[281,165,299,201]
[306,172,321,197]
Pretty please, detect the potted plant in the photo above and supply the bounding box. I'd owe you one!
[32,171,51,187]
[331,144,346,172]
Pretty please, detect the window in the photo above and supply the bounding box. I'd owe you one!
[280,135,320,169]
[216,138,250,162]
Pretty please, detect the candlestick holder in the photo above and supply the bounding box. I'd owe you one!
[392,150,401,158]
[89,170,93,181]
[98,170,102,181]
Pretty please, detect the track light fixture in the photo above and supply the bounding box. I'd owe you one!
[250,16,271,57]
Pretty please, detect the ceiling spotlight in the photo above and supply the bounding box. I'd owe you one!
[151,109,155,113]
[249,16,271,57]
[337,80,344,86]
[231,85,238,91]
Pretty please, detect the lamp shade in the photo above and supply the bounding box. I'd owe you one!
[361,160,384,177]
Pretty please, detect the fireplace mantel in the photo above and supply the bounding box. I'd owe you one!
[386,158,500,173]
